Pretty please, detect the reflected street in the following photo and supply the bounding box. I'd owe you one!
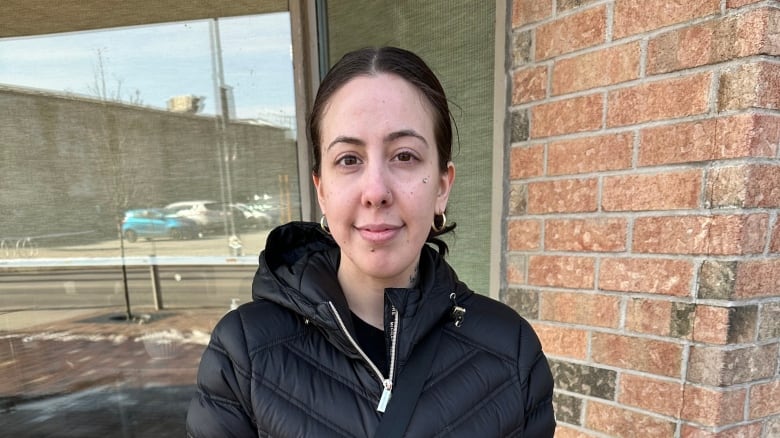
[20,229,273,259]
[0,264,256,311]
[0,230,272,311]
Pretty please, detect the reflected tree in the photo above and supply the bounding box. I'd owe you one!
[85,49,144,321]
[86,49,144,106]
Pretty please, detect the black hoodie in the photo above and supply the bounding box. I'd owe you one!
[187,222,555,437]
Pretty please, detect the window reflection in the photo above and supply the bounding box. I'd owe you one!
[0,12,298,436]
[0,13,299,264]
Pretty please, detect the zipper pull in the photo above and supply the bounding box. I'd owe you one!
[450,292,466,327]
[376,379,393,412]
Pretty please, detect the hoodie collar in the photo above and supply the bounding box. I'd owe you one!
[252,222,470,355]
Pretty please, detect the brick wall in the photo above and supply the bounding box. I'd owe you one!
[505,1,780,436]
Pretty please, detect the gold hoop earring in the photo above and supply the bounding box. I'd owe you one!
[320,215,331,234]
[432,213,446,233]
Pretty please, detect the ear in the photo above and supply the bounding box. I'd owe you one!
[312,172,327,215]
[436,162,455,213]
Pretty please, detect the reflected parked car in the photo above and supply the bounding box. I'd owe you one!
[121,209,199,242]
[230,203,272,230]
[164,200,227,234]
[245,201,281,227]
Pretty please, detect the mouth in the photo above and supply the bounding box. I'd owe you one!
[356,223,402,243]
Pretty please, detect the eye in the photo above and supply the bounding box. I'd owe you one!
[395,151,416,162]
[336,155,360,166]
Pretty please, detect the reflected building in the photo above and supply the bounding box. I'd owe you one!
[0,84,300,246]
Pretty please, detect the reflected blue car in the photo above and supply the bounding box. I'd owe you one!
[121,208,199,242]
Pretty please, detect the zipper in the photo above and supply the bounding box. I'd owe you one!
[328,301,399,413]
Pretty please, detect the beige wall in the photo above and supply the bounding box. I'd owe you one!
[325,0,498,293]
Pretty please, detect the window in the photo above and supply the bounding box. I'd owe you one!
[0,7,300,436]
[0,13,300,264]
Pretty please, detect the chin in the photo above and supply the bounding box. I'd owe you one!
[357,258,410,283]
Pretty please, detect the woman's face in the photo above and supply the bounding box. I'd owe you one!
[313,73,454,287]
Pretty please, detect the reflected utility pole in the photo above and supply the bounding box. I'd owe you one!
[209,18,239,252]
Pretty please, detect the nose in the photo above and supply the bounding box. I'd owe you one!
[361,162,393,209]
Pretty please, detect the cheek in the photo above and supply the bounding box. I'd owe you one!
[320,183,353,221]
[401,183,438,215]
[318,183,336,213]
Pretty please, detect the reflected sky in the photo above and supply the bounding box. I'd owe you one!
[0,12,295,123]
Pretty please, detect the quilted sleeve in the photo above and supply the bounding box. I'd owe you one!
[186,310,256,438]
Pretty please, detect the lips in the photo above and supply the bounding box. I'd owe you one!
[356,223,401,243]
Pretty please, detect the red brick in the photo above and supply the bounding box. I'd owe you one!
[681,423,763,438]
[633,214,769,255]
[554,425,601,438]
[626,299,672,337]
[688,344,778,386]
[625,298,692,338]
[681,385,747,426]
[707,164,780,209]
[619,374,684,417]
[720,61,780,112]
[529,255,595,289]
[600,258,693,296]
[507,219,542,251]
[512,0,553,28]
[510,145,544,179]
[552,42,640,95]
[692,305,736,344]
[745,165,780,207]
[534,324,588,359]
[647,9,778,75]
[592,332,683,377]
[639,114,780,166]
[706,165,748,208]
[603,170,702,211]
[735,259,780,298]
[512,66,547,104]
[750,380,780,419]
[540,291,620,327]
[648,21,716,75]
[536,6,607,60]
[613,0,720,39]
[530,94,603,138]
[586,400,676,437]
[545,218,626,252]
[607,73,711,127]
[527,178,598,213]
[730,8,780,55]
[547,133,633,175]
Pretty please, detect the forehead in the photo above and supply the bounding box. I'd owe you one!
[321,73,436,135]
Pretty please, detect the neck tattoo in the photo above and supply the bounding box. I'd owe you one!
[408,265,419,288]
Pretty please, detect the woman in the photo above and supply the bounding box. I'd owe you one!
[187,46,555,437]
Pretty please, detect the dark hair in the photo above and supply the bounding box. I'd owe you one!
[308,46,456,253]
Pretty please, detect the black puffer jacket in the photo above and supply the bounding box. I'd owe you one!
[187,222,555,437]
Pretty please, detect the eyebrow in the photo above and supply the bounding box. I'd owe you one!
[326,129,429,151]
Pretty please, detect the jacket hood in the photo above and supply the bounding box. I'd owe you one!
[251,221,472,361]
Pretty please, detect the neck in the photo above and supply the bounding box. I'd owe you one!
[337,261,420,330]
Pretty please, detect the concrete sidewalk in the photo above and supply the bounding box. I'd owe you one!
[0,307,226,437]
